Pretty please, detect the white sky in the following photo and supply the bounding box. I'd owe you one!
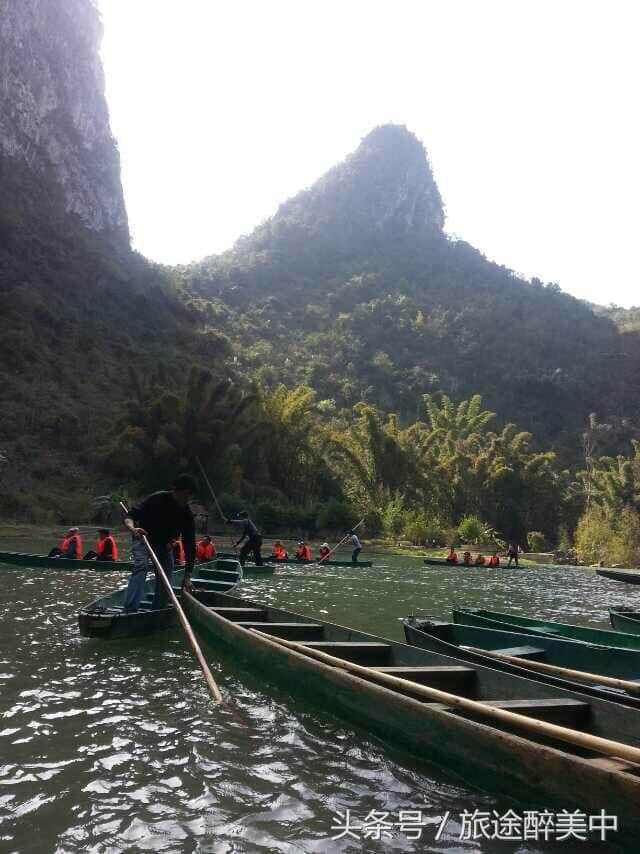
[99,0,639,307]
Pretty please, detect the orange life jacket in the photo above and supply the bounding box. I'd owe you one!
[489,555,500,566]
[60,534,82,559]
[447,551,458,563]
[172,539,185,566]
[272,545,287,560]
[197,541,215,562]
[474,555,485,565]
[96,535,118,561]
[296,545,311,561]
[318,547,330,562]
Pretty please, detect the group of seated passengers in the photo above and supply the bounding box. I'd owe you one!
[446,548,500,567]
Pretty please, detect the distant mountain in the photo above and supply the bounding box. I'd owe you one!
[186,125,640,454]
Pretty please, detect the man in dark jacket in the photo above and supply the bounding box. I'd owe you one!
[122,474,197,611]
[227,510,263,567]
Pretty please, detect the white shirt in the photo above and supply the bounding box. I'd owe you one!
[350,534,362,549]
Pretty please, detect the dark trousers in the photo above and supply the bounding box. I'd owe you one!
[240,536,263,566]
[507,555,519,567]
[352,547,362,563]
[48,548,62,557]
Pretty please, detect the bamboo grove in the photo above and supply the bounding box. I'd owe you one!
[98,366,640,562]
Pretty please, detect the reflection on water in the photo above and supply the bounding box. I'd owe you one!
[2,542,639,852]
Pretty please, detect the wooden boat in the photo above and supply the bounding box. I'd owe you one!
[78,558,242,639]
[217,551,372,568]
[454,606,640,651]
[402,618,640,708]
[423,557,501,568]
[610,608,640,635]
[181,589,640,832]
[0,549,134,571]
[598,569,640,584]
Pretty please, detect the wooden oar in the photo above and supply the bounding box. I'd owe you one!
[325,518,364,561]
[464,645,640,697]
[119,502,223,704]
[250,629,640,766]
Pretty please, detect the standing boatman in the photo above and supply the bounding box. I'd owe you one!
[122,474,197,612]
[227,510,263,566]
[349,529,363,564]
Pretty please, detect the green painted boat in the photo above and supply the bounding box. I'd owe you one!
[598,569,640,585]
[181,589,640,832]
[610,608,640,635]
[217,551,372,568]
[0,549,133,571]
[454,607,640,651]
[423,557,501,568]
[78,558,242,639]
[402,618,640,708]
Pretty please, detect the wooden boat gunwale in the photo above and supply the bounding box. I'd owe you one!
[610,608,640,635]
[599,569,640,584]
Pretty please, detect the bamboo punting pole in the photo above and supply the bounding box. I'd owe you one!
[464,646,640,697]
[325,518,364,561]
[119,502,223,704]
[250,629,640,766]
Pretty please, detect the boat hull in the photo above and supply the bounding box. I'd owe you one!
[403,619,640,707]
[599,569,640,584]
[0,550,133,571]
[454,607,640,651]
[78,561,242,639]
[183,591,640,833]
[610,608,640,635]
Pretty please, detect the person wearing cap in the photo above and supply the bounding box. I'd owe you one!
[48,527,83,559]
[318,543,330,562]
[295,541,312,561]
[122,474,197,611]
[348,530,362,563]
[226,510,263,567]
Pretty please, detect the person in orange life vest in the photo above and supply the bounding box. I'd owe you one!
[272,541,288,561]
[462,551,472,565]
[474,553,486,566]
[446,547,458,565]
[318,543,331,562]
[48,527,83,559]
[295,541,311,561]
[196,535,215,562]
[96,528,118,561]
[172,538,186,566]
[488,551,500,567]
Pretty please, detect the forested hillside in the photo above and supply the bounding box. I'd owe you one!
[183,126,640,457]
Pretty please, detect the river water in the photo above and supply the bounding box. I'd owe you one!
[2,536,640,853]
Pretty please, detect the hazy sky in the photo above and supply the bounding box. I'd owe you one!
[99,0,638,307]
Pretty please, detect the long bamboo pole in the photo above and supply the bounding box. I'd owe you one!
[250,629,640,766]
[119,502,223,704]
[195,456,227,522]
[464,645,640,697]
[325,518,364,561]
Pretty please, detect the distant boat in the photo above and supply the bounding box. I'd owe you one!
[610,608,640,635]
[0,549,133,571]
[598,569,640,585]
[217,551,372,568]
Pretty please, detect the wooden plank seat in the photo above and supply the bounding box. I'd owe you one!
[371,665,477,692]
[297,641,392,665]
[213,607,268,621]
[241,622,325,640]
[486,645,547,660]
